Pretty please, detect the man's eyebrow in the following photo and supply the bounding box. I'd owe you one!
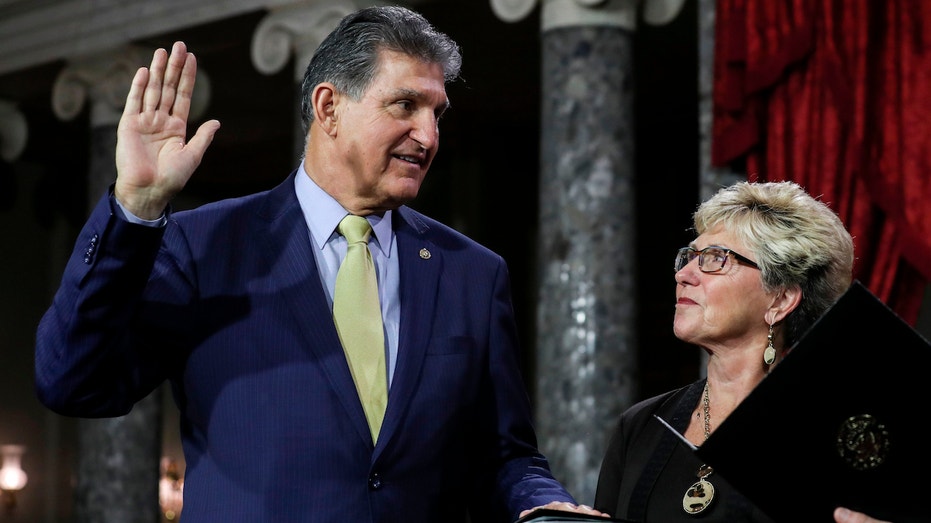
[389,87,433,100]
[390,87,450,112]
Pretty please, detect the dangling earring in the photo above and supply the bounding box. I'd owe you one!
[763,323,776,365]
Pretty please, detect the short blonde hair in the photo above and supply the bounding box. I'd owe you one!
[693,181,854,346]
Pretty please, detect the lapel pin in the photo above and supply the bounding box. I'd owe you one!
[419,248,431,260]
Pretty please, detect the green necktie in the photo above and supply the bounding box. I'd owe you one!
[333,215,387,442]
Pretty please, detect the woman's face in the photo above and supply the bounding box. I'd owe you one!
[673,225,772,353]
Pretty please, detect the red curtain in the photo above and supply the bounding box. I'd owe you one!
[711,0,931,325]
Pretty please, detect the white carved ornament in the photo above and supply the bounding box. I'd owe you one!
[0,101,27,162]
[252,2,359,81]
[51,46,210,126]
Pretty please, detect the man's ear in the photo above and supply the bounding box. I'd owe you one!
[312,82,338,135]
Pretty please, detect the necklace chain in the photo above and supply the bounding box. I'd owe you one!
[702,381,711,440]
[684,380,716,515]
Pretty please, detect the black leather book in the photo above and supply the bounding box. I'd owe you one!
[695,281,928,522]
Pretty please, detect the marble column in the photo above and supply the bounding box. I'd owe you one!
[491,0,685,504]
[52,47,161,523]
[697,0,738,201]
[694,0,734,374]
[50,44,210,522]
[251,0,368,160]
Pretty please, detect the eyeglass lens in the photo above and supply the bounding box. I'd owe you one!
[674,247,732,273]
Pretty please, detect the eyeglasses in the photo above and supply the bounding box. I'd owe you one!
[674,245,760,273]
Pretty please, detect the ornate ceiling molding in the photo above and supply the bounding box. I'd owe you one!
[50,45,212,126]
[251,1,361,81]
[0,0,317,77]
[51,46,149,125]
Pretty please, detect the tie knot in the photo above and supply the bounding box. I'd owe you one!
[338,215,372,244]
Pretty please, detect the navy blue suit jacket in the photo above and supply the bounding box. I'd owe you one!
[35,171,575,522]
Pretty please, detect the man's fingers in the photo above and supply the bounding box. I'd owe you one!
[122,66,149,117]
[170,51,198,122]
[126,42,194,119]
[143,47,168,113]
[160,41,188,115]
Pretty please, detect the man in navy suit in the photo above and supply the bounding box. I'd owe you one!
[35,6,609,522]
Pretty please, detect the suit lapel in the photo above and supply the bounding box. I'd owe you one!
[375,208,441,454]
[257,175,373,445]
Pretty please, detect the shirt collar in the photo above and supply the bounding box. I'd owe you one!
[294,161,393,257]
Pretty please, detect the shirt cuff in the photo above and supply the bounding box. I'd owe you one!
[112,195,168,228]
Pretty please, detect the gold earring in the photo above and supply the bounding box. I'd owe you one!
[763,323,776,365]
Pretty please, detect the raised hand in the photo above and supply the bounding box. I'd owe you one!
[114,41,220,219]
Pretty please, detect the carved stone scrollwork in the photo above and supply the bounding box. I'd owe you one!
[643,0,687,25]
[541,0,637,30]
[52,46,211,126]
[490,0,538,22]
[0,100,27,162]
[52,47,149,125]
[252,1,359,81]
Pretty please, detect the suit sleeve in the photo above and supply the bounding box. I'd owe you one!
[34,192,182,417]
[481,258,578,519]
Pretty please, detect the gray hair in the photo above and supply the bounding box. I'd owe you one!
[693,180,854,346]
[299,5,462,133]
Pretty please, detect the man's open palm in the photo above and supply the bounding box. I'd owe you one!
[115,41,220,220]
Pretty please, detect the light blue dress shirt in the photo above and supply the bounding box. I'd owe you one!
[294,162,400,387]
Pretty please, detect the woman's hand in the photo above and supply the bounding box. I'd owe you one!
[519,500,611,519]
[834,507,891,523]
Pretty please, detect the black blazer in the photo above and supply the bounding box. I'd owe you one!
[594,380,774,523]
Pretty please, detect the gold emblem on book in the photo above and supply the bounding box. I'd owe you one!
[836,414,890,471]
